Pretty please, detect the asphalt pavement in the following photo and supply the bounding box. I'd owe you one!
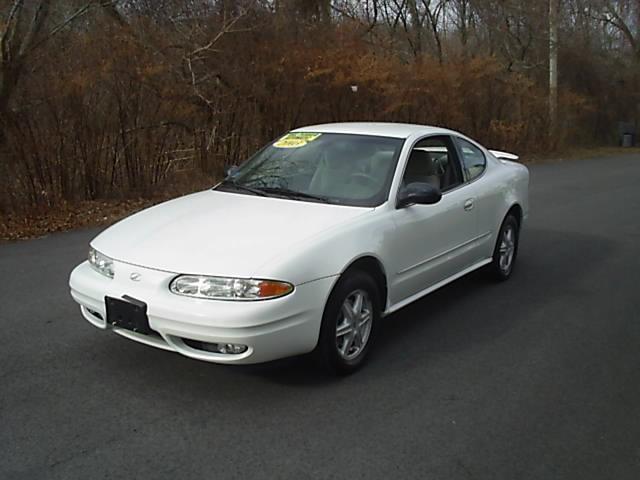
[1,154,639,479]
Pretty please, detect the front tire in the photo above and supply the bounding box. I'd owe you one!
[314,271,380,375]
[489,214,520,281]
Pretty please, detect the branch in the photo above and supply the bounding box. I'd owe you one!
[0,0,24,63]
[28,2,93,53]
[185,12,247,59]
[27,1,123,55]
[182,9,248,110]
[604,3,638,53]
[18,0,51,57]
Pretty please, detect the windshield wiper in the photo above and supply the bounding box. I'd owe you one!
[260,187,331,203]
[217,179,268,197]
[218,181,330,203]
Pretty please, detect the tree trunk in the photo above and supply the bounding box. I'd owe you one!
[549,0,559,137]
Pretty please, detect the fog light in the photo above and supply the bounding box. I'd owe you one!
[183,339,248,355]
[218,343,248,354]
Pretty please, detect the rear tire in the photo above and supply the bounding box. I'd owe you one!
[313,271,380,375]
[489,214,520,281]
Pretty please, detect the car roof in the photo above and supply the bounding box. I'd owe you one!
[291,122,459,139]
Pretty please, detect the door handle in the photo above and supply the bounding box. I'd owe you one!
[464,199,475,211]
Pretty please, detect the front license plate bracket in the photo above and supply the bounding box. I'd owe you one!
[105,295,152,334]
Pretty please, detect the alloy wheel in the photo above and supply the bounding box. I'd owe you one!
[335,289,373,361]
[499,225,516,273]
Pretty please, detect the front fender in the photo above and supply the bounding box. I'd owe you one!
[254,209,391,288]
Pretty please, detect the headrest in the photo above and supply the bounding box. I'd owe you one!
[408,149,431,163]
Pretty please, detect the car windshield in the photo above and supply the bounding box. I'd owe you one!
[216,132,405,207]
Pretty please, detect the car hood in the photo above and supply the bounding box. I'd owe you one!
[91,190,370,278]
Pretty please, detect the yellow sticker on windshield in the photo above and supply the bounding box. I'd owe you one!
[273,132,322,149]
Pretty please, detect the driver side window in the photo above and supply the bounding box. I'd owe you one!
[401,136,463,192]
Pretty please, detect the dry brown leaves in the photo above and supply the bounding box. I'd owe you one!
[0,199,160,242]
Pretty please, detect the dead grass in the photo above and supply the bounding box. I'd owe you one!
[0,198,164,242]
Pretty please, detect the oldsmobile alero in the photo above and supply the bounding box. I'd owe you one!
[69,122,529,374]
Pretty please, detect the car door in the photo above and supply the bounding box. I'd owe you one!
[387,135,480,305]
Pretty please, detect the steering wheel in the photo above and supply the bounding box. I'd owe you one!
[249,175,288,189]
[348,172,379,187]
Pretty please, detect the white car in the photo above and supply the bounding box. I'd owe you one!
[69,123,529,374]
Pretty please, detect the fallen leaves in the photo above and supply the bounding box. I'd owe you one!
[0,198,160,242]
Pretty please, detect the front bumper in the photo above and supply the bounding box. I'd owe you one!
[69,260,336,364]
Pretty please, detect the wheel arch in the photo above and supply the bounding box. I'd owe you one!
[339,255,389,312]
[489,202,524,256]
[506,203,523,229]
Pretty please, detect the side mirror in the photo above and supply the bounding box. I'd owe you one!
[224,164,239,178]
[397,182,442,209]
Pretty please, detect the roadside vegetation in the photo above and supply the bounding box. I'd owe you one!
[1,0,639,239]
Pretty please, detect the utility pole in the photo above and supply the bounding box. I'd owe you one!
[549,0,559,138]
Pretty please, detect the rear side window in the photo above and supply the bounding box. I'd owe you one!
[457,138,486,181]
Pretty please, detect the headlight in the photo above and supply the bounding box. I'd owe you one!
[88,247,114,279]
[169,275,293,301]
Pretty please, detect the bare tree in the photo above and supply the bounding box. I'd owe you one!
[598,0,640,62]
[549,0,559,134]
[449,0,476,49]
[422,0,448,63]
[0,1,124,143]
